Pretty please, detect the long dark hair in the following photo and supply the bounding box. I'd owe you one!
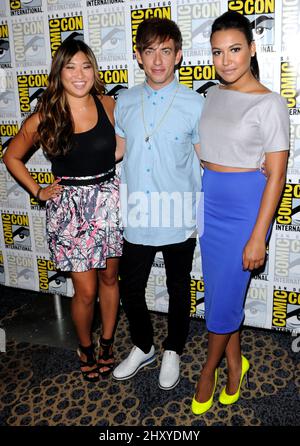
[210,11,260,81]
[36,39,105,158]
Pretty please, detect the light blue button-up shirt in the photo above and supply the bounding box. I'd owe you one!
[115,77,204,246]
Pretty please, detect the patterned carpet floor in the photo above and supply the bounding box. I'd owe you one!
[0,285,299,427]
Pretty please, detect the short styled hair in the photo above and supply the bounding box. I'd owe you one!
[136,18,182,53]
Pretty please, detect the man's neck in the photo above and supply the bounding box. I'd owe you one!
[145,76,176,91]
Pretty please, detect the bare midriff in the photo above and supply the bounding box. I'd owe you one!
[202,161,259,172]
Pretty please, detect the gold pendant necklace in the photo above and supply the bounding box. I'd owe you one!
[141,84,179,143]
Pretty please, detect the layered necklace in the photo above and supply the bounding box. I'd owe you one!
[141,83,179,143]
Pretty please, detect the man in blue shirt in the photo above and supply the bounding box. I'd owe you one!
[113,18,204,390]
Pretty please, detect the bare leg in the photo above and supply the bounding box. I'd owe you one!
[97,258,120,374]
[98,258,120,339]
[70,269,98,346]
[224,331,242,394]
[195,332,231,402]
[70,269,99,379]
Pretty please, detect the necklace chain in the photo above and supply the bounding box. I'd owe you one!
[141,84,179,143]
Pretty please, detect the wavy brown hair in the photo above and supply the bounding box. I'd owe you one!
[36,39,105,158]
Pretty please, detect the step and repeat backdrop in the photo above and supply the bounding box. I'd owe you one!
[0,0,299,333]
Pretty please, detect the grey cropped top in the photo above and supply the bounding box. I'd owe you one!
[199,85,290,168]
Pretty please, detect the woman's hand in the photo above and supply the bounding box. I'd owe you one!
[242,237,266,271]
[37,179,63,201]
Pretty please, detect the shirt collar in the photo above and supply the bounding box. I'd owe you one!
[143,77,178,96]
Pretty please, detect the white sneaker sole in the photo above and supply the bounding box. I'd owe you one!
[112,354,156,381]
[158,376,180,391]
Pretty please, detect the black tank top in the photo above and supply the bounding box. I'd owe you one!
[51,95,116,177]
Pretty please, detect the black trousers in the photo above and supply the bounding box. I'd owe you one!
[119,237,196,355]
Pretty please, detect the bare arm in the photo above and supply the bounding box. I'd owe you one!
[115,135,126,161]
[243,150,288,270]
[3,113,62,201]
[101,95,126,163]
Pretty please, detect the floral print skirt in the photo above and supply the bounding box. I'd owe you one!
[46,173,123,272]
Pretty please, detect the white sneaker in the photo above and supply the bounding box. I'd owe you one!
[158,350,180,390]
[112,345,156,381]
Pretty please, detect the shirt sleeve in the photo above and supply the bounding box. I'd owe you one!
[191,94,205,145]
[114,94,125,138]
[261,94,290,152]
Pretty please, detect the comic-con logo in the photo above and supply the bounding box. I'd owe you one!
[99,66,128,99]
[1,212,31,251]
[48,14,84,57]
[153,251,164,268]
[0,122,19,161]
[12,17,46,67]
[27,147,50,166]
[244,283,267,328]
[7,253,35,289]
[275,235,300,282]
[147,269,170,313]
[31,211,48,254]
[190,278,205,318]
[131,3,172,55]
[0,169,28,209]
[280,61,300,112]
[88,8,126,61]
[272,287,300,332]
[252,248,269,281]
[0,169,4,203]
[281,0,300,52]
[17,71,48,117]
[289,123,300,171]
[0,251,4,285]
[0,72,17,118]
[228,0,275,49]
[37,258,67,294]
[47,0,82,12]
[0,23,12,68]
[178,63,217,96]
[29,170,54,208]
[0,2,6,16]
[259,53,276,91]
[177,0,221,57]
[10,0,43,16]
[276,182,300,231]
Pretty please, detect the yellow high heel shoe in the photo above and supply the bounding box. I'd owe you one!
[219,355,250,405]
[191,369,218,415]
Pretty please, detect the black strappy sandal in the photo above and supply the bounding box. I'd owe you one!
[77,343,100,382]
[97,337,114,377]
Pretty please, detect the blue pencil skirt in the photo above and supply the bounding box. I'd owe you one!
[198,168,267,334]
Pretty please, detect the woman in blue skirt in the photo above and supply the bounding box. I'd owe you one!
[192,11,289,415]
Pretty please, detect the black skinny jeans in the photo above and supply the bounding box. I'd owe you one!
[119,237,196,355]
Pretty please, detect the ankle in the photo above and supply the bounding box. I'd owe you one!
[100,336,114,346]
[78,343,94,353]
[226,358,242,378]
[195,369,217,403]
[200,367,216,379]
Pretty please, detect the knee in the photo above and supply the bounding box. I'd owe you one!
[166,276,190,293]
[73,288,96,306]
[100,271,118,287]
